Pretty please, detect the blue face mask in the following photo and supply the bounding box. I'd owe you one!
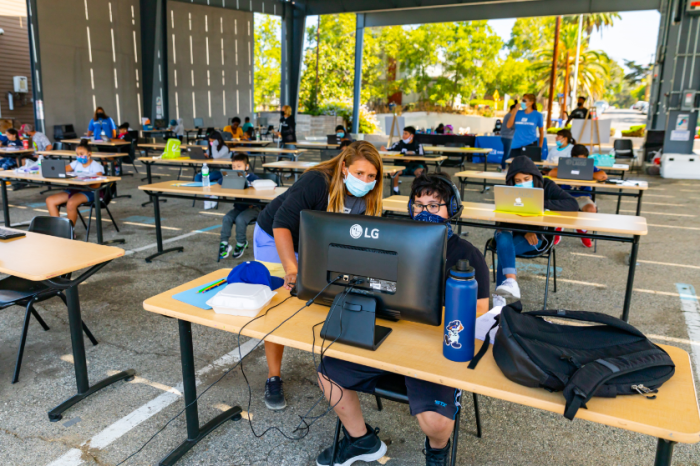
[344,171,376,198]
[77,156,89,164]
[556,140,564,148]
[337,132,345,138]
[414,211,453,239]
[515,180,534,189]
[521,102,527,110]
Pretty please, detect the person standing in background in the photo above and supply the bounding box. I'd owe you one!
[507,93,544,157]
[86,107,117,140]
[566,96,589,126]
[275,105,296,148]
[499,101,517,170]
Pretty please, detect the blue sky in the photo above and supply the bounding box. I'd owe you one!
[488,10,661,71]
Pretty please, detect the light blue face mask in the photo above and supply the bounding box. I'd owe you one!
[521,102,528,110]
[556,140,564,148]
[344,171,376,198]
[77,156,89,164]
[337,132,345,138]
[515,180,534,189]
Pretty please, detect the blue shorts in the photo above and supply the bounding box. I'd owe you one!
[318,357,461,419]
[64,190,94,203]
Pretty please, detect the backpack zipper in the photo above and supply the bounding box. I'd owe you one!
[632,384,658,399]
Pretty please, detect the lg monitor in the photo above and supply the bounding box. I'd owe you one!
[297,211,448,326]
[193,117,204,128]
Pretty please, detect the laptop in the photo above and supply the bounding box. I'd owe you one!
[327,135,340,145]
[557,157,594,181]
[494,186,545,215]
[41,159,74,179]
[187,146,207,160]
[154,119,167,129]
[220,170,248,190]
[521,146,542,162]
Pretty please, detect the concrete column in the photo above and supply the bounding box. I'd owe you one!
[351,14,365,135]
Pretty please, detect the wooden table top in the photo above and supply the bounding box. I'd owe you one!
[61,138,130,147]
[0,147,35,155]
[137,157,233,166]
[262,161,402,175]
[138,181,287,200]
[505,158,630,171]
[383,195,648,235]
[0,228,124,281]
[454,170,649,191]
[224,140,273,146]
[229,147,307,154]
[37,150,126,159]
[423,146,493,154]
[379,152,448,162]
[295,142,340,148]
[143,270,700,444]
[0,171,120,186]
[137,143,202,150]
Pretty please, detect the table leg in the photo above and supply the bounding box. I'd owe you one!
[141,162,166,207]
[636,190,644,216]
[616,188,623,214]
[145,193,184,263]
[158,320,242,466]
[654,438,676,466]
[621,235,640,322]
[1,177,10,227]
[48,285,135,422]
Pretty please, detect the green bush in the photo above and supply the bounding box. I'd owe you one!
[621,124,646,137]
[547,125,571,134]
[469,99,495,108]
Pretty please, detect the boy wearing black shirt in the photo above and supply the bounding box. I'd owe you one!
[314,174,490,466]
[382,125,426,195]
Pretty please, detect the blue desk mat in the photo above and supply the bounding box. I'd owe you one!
[173,279,227,310]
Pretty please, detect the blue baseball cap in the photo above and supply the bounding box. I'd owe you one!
[226,261,284,290]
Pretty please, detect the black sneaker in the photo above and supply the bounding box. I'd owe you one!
[424,437,451,466]
[219,242,232,259]
[232,241,248,259]
[316,423,387,466]
[264,376,286,410]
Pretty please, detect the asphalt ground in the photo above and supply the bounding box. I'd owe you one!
[1,152,699,466]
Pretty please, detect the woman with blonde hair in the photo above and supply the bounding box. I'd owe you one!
[275,104,296,146]
[253,140,384,410]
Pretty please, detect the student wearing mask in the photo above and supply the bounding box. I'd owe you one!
[0,128,23,170]
[381,126,425,195]
[193,131,230,185]
[224,117,244,139]
[241,116,254,133]
[335,125,352,143]
[566,97,589,126]
[87,107,117,140]
[494,156,578,299]
[548,129,575,164]
[20,124,52,151]
[169,119,184,140]
[218,154,260,259]
[45,143,105,227]
[507,94,544,157]
[275,105,296,146]
[313,173,491,466]
[254,141,384,410]
[499,101,518,169]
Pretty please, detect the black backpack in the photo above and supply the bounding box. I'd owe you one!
[469,302,676,420]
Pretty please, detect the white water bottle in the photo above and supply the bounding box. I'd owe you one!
[202,163,210,188]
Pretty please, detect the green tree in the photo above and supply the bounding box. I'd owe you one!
[506,17,556,60]
[254,14,281,111]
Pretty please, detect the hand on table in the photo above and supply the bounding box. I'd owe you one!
[283,273,297,291]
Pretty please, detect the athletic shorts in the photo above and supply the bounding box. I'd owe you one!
[576,196,596,210]
[318,357,461,419]
[394,160,426,176]
[64,189,94,203]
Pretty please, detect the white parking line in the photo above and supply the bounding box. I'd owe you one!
[677,284,700,377]
[46,338,261,466]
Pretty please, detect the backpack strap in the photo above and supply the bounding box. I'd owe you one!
[562,348,675,420]
[525,309,646,338]
[468,319,498,370]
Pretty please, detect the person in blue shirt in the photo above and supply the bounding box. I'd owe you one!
[507,93,544,158]
[0,128,23,170]
[218,154,260,260]
[241,116,254,133]
[87,107,117,140]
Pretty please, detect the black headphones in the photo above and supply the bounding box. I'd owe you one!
[408,174,463,221]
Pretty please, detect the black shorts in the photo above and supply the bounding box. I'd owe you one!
[318,357,460,419]
[394,161,426,176]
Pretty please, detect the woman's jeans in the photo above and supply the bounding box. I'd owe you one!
[500,137,513,169]
[495,230,544,286]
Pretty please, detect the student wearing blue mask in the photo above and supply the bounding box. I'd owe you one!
[548,129,575,164]
[312,173,490,466]
[494,156,578,300]
[86,107,117,140]
[507,93,544,158]
[254,141,384,410]
[46,143,105,227]
[335,125,352,143]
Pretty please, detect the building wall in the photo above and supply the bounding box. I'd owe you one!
[167,2,254,129]
[0,0,34,129]
[35,0,142,138]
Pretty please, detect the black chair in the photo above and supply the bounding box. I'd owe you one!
[484,236,557,309]
[320,149,341,161]
[613,139,634,160]
[0,217,98,383]
[53,124,77,141]
[53,142,64,151]
[121,131,140,176]
[329,373,482,466]
[73,185,121,242]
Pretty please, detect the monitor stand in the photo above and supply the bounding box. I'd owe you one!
[320,292,392,351]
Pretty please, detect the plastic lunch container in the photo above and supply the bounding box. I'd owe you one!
[206,283,276,317]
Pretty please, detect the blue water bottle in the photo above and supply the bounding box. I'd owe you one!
[443,259,478,362]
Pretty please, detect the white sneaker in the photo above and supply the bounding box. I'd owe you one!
[495,278,521,299]
[492,294,507,308]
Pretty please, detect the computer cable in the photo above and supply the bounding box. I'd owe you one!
[115,277,342,465]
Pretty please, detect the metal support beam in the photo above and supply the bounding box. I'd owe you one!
[141,0,168,121]
[280,1,306,113]
[169,0,285,16]
[25,0,45,133]
[351,14,366,135]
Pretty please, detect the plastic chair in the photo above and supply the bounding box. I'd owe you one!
[613,139,634,159]
[0,217,98,383]
[329,373,482,466]
[484,236,557,309]
[74,185,121,242]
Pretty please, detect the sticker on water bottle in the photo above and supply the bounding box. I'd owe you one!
[444,320,464,349]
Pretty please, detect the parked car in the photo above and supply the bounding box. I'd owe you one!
[633,101,649,114]
[594,101,609,114]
